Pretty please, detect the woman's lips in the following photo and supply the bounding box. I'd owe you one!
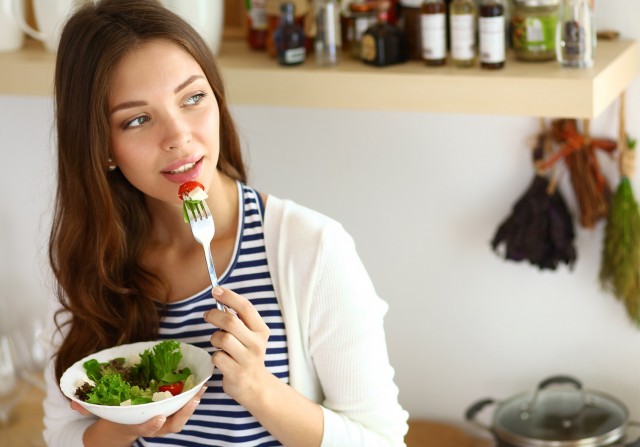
[161,157,204,184]
[162,154,202,173]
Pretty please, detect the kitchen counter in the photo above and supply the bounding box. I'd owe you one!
[0,382,491,447]
[0,382,45,447]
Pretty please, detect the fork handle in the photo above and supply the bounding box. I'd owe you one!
[202,245,226,312]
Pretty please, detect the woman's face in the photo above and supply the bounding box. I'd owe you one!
[108,39,220,204]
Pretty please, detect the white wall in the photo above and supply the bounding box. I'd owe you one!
[1,0,639,436]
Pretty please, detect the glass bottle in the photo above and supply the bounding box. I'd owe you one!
[360,0,407,66]
[420,0,447,66]
[556,0,594,68]
[346,1,378,59]
[274,2,307,66]
[398,0,424,60]
[478,0,506,69]
[245,0,268,50]
[314,0,342,66]
[449,0,476,67]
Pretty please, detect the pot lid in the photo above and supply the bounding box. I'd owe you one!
[494,388,628,446]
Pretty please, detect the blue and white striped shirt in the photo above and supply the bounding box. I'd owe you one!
[135,183,289,447]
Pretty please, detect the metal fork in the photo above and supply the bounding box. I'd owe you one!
[184,199,226,312]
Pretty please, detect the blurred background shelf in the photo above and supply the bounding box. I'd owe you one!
[0,37,637,119]
[218,38,638,118]
[0,0,637,119]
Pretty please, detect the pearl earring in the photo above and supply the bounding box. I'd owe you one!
[107,157,117,172]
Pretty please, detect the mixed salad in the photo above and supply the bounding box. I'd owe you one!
[178,180,208,223]
[75,340,195,406]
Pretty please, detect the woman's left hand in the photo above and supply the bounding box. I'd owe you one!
[203,286,272,405]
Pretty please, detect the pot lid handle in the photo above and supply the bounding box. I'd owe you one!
[521,375,590,419]
[465,398,495,432]
[538,376,583,391]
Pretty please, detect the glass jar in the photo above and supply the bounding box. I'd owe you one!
[556,0,594,68]
[511,0,559,61]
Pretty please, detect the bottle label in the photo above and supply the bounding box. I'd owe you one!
[360,33,376,62]
[354,16,376,41]
[420,13,446,60]
[512,14,556,53]
[284,47,306,64]
[479,15,505,63]
[249,0,267,29]
[562,20,585,57]
[450,14,475,60]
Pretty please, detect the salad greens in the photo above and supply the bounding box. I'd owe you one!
[182,199,204,224]
[75,340,194,406]
[178,181,208,223]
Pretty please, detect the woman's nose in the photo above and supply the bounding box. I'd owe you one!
[161,114,192,150]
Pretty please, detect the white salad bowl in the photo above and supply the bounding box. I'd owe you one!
[60,341,213,425]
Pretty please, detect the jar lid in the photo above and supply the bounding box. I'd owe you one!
[513,0,559,6]
[349,1,376,12]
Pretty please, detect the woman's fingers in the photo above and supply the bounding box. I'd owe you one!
[206,287,270,343]
[69,400,92,415]
[76,386,207,439]
[210,327,246,359]
[153,386,207,435]
[136,415,168,438]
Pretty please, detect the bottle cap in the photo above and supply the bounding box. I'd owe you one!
[266,0,309,16]
[400,0,423,6]
[280,2,295,15]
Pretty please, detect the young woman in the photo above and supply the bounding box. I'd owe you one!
[43,1,408,445]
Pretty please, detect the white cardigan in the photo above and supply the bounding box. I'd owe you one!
[42,195,409,446]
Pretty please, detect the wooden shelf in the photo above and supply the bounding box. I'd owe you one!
[1,37,637,118]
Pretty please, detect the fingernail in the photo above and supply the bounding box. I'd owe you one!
[190,399,201,408]
[199,386,208,395]
[212,286,223,297]
[155,416,166,428]
[203,310,209,321]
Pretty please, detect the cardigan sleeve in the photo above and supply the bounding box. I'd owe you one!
[41,300,97,446]
[266,198,409,446]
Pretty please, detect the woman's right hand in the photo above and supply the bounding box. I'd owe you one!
[73,386,207,446]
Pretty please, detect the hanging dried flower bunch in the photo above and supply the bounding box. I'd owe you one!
[599,95,640,324]
[491,123,577,270]
[538,119,617,229]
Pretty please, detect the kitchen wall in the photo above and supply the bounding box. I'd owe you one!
[1,0,639,436]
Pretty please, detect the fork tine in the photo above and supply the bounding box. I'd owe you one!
[186,201,198,221]
[199,201,210,218]
[200,200,212,217]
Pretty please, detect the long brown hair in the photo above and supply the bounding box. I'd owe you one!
[49,0,246,383]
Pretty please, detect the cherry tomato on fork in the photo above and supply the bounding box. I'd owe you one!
[178,181,205,199]
[158,382,184,396]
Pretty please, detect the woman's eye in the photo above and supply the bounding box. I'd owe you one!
[184,93,206,106]
[124,115,149,129]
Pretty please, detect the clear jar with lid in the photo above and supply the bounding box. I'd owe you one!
[511,0,559,61]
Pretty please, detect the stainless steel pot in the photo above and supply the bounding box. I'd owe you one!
[466,375,640,447]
